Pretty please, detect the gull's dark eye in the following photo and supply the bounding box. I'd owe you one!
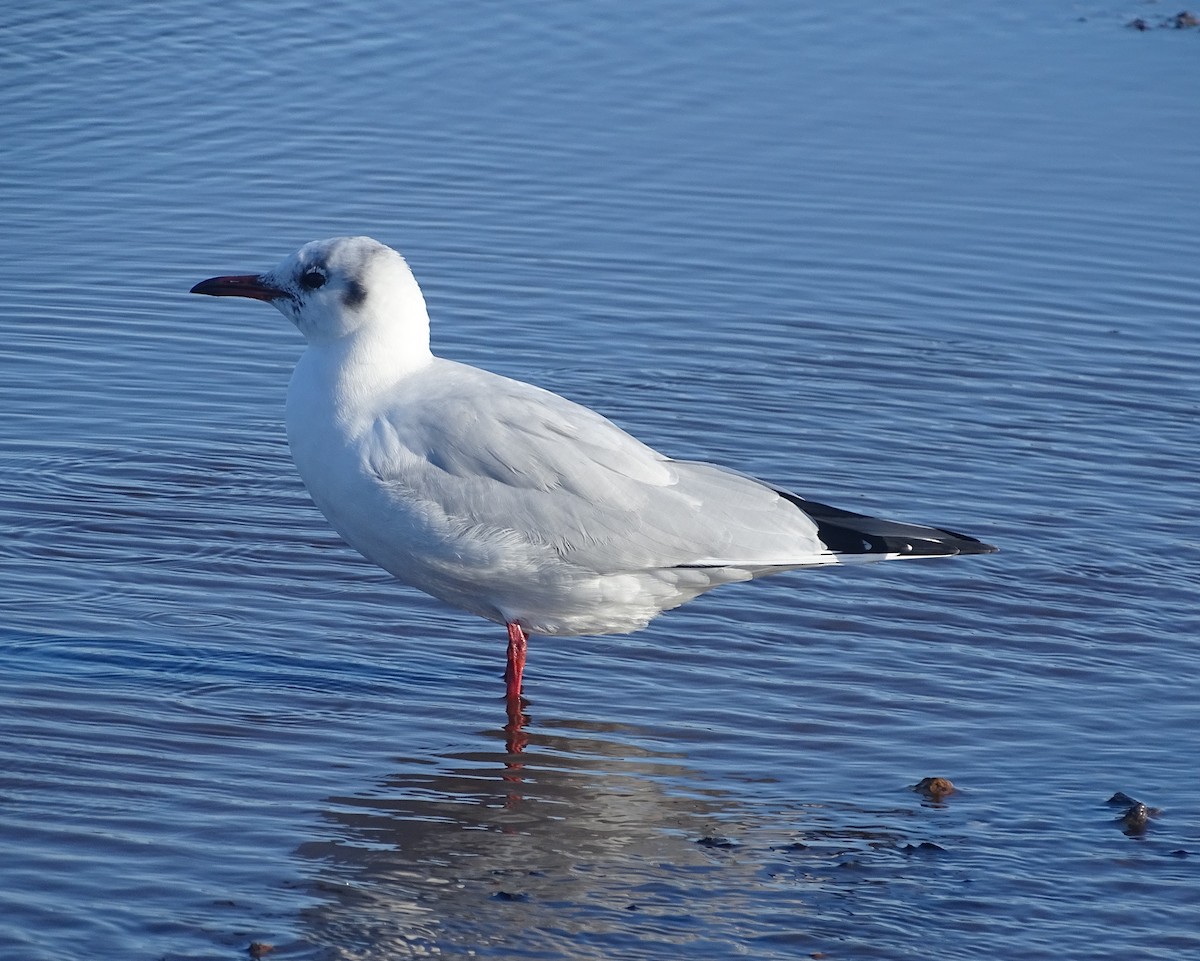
[299,269,326,290]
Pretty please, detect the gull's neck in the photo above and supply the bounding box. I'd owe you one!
[298,317,435,417]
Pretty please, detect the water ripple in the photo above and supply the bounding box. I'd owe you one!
[2,1,1199,959]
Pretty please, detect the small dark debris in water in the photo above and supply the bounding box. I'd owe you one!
[1107,792,1162,813]
[1107,793,1163,835]
[1170,849,1190,858]
[248,944,275,959]
[1126,11,1200,30]
[903,840,946,854]
[1118,803,1153,835]
[811,954,828,960]
[491,890,530,902]
[696,835,737,849]
[774,840,809,852]
[625,902,640,911]
[913,776,956,800]
[490,867,535,878]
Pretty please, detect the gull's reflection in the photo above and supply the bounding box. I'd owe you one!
[294,710,741,958]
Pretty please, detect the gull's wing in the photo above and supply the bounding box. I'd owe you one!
[360,360,831,576]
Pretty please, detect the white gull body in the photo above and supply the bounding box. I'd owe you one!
[192,237,995,641]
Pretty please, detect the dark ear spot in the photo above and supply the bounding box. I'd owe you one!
[342,278,367,309]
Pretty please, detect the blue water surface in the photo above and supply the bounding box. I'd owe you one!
[2,2,1199,959]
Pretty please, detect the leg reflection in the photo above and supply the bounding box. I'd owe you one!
[504,692,530,757]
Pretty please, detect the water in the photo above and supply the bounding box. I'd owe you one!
[2,1,1199,958]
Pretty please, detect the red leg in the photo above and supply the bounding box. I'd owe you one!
[504,621,528,701]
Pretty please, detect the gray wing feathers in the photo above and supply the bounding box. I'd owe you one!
[365,363,827,575]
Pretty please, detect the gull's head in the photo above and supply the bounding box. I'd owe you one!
[191,236,430,350]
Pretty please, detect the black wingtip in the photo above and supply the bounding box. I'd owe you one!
[947,534,999,556]
[777,490,997,558]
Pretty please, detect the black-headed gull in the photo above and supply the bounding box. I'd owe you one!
[192,237,996,700]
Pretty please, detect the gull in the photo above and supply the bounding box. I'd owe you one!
[191,237,996,701]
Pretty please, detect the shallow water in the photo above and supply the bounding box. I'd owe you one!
[2,2,1199,958]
